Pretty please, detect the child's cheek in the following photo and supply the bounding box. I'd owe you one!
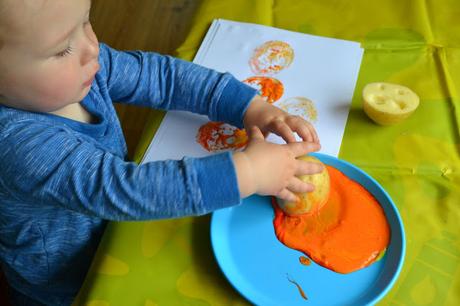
[36,64,82,109]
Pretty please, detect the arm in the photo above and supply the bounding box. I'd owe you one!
[98,44,257,127]
[0,122,240,221]
[0,119,324,220]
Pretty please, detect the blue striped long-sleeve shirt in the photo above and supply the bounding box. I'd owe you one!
[0,43,257,305]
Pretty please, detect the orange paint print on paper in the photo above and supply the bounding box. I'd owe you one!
[278,97,318,123]
[196,121,248,152]
[243,76,284,103]
[249,40,294,75]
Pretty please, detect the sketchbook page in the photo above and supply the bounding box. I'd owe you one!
[142,19,363,163]
[142,111,211,162]
[141,20,222,163]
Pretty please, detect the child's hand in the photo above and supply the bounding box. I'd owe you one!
[233,126,323,201]
[243,95,319,144]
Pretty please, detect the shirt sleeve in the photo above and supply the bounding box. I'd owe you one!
[0,122,241,221]
[98,43,257,128]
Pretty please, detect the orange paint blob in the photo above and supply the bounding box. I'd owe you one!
[299,256,311,266]
[273,166,390,274]
[243,76,284,103]
[196,122,248,152]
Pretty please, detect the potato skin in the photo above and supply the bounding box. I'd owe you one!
[278,156,330,215]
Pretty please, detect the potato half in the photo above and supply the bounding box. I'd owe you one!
[363,82,419,125]
[277,155,330,215]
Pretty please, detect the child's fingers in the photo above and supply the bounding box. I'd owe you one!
[247,126,265,141]
[286,116,318,144]
[310,124,319,144]
[267,119,297,143]
[295,160,324,175]
[293,126,313,143]
[288,119,313,143]
[302,124,319,144]
[310,124,319,143]
[286,177,315,193]
[277,188,299,202]
[286,141,321,157]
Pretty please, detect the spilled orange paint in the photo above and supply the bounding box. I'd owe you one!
[273,166,390,274]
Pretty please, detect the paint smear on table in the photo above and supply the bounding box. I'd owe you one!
[243,76,284,103]
[273,166,390,274]
[249,40,294,75]
[196,121,248,152]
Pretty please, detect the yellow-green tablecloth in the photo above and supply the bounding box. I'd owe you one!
[74,0,460,305]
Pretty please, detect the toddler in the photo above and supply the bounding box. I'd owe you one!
[0,0,322,305]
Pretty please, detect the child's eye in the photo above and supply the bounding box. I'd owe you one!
[55,46,74,58]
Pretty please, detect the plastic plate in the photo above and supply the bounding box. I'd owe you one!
[211,153,405,306]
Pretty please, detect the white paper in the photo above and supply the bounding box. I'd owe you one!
[142,19,363,163]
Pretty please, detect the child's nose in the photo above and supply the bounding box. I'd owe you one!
[81,23,99,66]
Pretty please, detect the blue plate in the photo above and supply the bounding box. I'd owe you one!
[211,153,405,306]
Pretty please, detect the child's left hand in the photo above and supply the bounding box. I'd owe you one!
[243,95,320,144]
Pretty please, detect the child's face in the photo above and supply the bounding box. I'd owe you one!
[0,0,99,112]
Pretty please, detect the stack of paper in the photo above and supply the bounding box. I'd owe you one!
[142,19,363,163]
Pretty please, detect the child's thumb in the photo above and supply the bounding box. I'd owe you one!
[248,126,264,140]
[287,141,321,157]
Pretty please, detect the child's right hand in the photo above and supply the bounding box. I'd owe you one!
[233,126,323,202]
